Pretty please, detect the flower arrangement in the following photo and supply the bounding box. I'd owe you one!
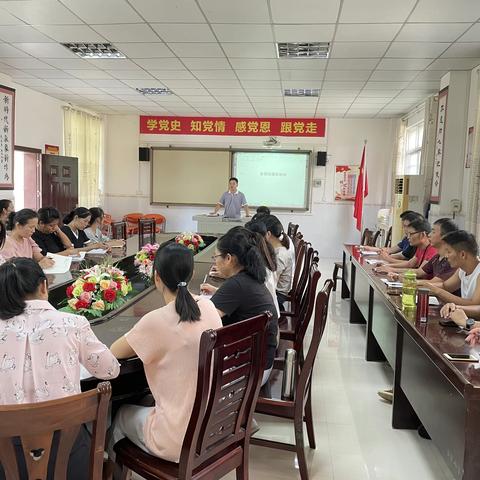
[175,232,206,253]
[60,263,133,318]
[134,243,159,278]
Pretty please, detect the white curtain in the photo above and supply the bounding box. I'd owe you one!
[466,68,480,236]
[63,107,103,207]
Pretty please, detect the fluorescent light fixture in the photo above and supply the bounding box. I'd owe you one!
[62,43,126,59]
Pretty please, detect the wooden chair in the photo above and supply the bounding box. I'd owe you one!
[123,213,144,236]
[113,313,271,480]
[287,222,299,238]
[102,213,113,238]
[111,221,127,241]
[0,382,111,480]
[360,228,374,247]
[252,280,334,480]
[292,233,304,257]
[143,213,166,233]
[372,230,381,247]
[138,218,156,250]
[385,226,392,248]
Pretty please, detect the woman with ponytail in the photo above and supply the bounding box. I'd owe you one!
[61,207,108,250]
[109,242,222,462]
[260,214,296,309]
[201,226,279,385]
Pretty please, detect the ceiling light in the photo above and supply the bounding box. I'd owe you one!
[62,43,126,59]
[277,42,330,59]
[136,87,173,96]
[284,88,320,97]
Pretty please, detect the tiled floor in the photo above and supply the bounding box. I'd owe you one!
[135,258,455,480]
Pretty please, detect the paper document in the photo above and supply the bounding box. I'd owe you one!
[359,251,378,256]
[380,278,403,288]
[70,251,86,262]
[365,259,385,265]
[86,248,108,255]
[43,253,72,274]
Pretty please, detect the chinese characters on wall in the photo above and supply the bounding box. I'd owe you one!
[0,85,15,189]
[139,116,326,137]
[431,87,448,203]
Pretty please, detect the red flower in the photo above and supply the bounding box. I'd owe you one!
[83,282,96,292]
[103,289,116,303]
[115,281,122,290]
[66,285,74,298]
[75,300,89,310]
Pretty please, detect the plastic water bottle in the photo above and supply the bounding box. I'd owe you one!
[402,270,417,312]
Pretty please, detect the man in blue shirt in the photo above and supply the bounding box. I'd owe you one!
[211,177,250,219]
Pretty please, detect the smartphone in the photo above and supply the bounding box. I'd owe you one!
[443,353,479,362]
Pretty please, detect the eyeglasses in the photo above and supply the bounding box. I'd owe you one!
[406,231,423,237]
[211,254,224,260]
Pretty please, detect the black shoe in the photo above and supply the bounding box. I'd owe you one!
[417,424,431,440]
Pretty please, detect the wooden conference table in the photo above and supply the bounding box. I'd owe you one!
[341,245,480,480]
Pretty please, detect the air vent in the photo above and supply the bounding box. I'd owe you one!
[62,43,125,59]
[277,42,330,58]
[284,88,320,97]
[136,87,173,96]
[394,177,409,195]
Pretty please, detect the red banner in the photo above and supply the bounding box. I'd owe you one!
[140,115,326,137]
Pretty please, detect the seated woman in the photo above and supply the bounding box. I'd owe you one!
[0,215,5,265]
[61,207,108,251]
[200,227,279,385]
[1,209,54,268]
[84,207,124,247]
[109,242,222,462]
[32,207,76,256]
[0,198,14,225]
[0,258,120,480]
[260,215,295,309]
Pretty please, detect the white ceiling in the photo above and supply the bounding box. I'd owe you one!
[0,0,480,118]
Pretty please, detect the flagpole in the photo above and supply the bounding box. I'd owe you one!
[361,139,367,242]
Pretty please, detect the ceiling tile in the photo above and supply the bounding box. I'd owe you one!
[458,24,480,42]
[33,25,107,43]
[45,58,100,69]
[278,58,327,70]
[364,81,409,89]
[273,24,335,42]
[207,88,247,96]
[99,86,136,94]
[215,95,251,103]
[280,70,323,80]
[230,58,278,69]
[29,69,73,78]
[328,58,379,70]
[340,0,416,22]
[168,42,224,57]
[34,86,68,94]
[406,81,439,89]
[441,43,480,58]
[109,70,154,80]
[414,70,445,80]
[376,58,432,70]
[0,25,54,42]
[199,0,270,23]
[236,70,279,80]
[182,96,217,103]
[152,24,216,43]
[330,42,389,58]
[170,88,211,96]
[0,6,24,25]
[133,58,185,70]
[14,77,55,87]
[352,97,395,104]
[182,57,231,69]
[358,90,399,97]
[322,81,364,89]
[397,23,471,42]
[66,87,105,95]
[122,79,166,88]
[2,57,54,69]
[151,70,195,79]
[192,69,236,79]
[65,69,113,79]
[282,81,322,89]
[161,79,205,88]
[222,43,276,58]
[0,43,29,57]
[409,0,480,22]
[335,24,402,42]
[201,79,241,88]
[12,42,77,58]
[61,0,143,24]
[427,58,480,70]
[271,0,341,23]
[49,78,90,88]
[386,42,450,58]
[245,89,282,97]
[370,70,421,81]
[1,0,82,25]
[92,24,159,43]
[212,24,273,43]
[129,0,205,22]
[325,70,371,80]
[114,43,173,58]
[241,80,281,89]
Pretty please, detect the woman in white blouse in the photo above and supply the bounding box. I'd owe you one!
[84,207,124,247]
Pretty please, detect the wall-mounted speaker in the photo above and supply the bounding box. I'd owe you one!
[316,151,327,166]
[139,147,150,162]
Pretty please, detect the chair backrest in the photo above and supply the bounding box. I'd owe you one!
[179,313,270,477]
[0,382,111,480]
[295,280,334,404]
[287,222,299,238]
[111,221,127,240]
[292,233,304,255]
[384,226,392,248]
[290,241,306,294]
[372,230,381,247]
[290,245,314,312]
[361,228,374,246]
[138,218,156,250]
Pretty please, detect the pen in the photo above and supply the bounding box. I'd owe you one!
[203,273,208,283]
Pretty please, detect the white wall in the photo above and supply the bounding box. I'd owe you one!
[103,115,395,258]
[0,72,64,201]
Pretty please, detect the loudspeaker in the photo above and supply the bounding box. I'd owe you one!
[316,151,327,166]
[139,147,150,162]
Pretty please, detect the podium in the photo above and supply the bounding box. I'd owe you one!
[193,215,249,234]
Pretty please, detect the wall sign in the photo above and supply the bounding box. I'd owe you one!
[140,115,326,137]
[0,85,15,189]
[45,144,60,155]
[431,87,448,204]
[334,165,360,201]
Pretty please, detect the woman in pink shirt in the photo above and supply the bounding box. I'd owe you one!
[110,242,222,463]
[0,258,120,479]
[1,209,54,269]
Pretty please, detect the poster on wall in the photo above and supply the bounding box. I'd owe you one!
[465,126,474,169]
[431,86,448,203]
[334,165,359,201]
[0,85,15,189]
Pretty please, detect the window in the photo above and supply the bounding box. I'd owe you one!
[402,121,424,175]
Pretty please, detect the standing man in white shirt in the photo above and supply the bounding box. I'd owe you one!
[211,177,250,219]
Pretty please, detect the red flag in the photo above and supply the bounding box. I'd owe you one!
[353,145,368,232]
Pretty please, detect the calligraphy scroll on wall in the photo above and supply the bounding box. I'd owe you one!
[431,87,448,204]
[0,85,15,189]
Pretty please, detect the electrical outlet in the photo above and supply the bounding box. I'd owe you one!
[313,179,322,188]
[451,199,462,213]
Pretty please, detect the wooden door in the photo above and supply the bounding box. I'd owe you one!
[41,154,78,215]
